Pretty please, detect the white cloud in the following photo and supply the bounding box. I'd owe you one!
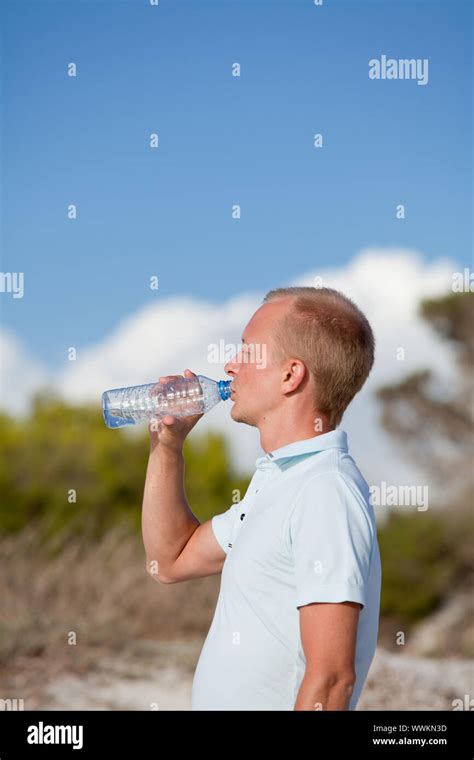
[0,327,49,416]
[0,248,459,500]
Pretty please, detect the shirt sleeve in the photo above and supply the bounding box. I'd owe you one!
[211,501,241,555]
[288,471,374,610]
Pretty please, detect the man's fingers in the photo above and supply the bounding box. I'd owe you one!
[159,370,196,381]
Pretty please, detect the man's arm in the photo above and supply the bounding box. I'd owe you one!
[141,371,227,583]
[142,442,199,581]
[294,601,361,710]
[142,443,227,582]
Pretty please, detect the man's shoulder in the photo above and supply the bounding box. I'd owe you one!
[305,447,367,484]
[298,449,372,508]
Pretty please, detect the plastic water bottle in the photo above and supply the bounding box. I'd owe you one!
[102,375,232,429]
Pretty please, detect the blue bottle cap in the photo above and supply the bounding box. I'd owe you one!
[217,379,232,400]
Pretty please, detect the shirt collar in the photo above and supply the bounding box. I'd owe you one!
[255,429,348,471]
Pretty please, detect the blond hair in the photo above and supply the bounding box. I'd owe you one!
[262,286,375,426]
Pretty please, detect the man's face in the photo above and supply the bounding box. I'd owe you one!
[224,299,293,427]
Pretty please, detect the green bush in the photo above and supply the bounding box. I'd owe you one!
[0,395,250,542]
[378,505,473,622]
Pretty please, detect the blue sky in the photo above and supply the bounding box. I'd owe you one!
[1,0,472,367]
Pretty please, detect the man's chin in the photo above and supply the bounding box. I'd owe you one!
[230,402,244,420]
[230,404,254,426]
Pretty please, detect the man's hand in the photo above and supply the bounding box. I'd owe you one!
[294,600,361,710]
[148,369,204,453]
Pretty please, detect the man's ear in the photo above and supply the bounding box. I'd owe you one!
[283,360,306,391]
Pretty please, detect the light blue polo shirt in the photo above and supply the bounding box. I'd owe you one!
[191,429,382,711]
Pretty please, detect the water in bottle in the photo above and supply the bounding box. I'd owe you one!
[102,375,231,429]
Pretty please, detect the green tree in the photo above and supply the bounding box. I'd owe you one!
[0,394,250,542]
[376,291,474,625]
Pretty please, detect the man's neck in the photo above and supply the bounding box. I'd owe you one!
[258,417,334,455]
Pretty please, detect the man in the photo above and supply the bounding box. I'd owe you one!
[141,286,381,711]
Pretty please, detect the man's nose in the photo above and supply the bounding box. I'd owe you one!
[224,354,239,376]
